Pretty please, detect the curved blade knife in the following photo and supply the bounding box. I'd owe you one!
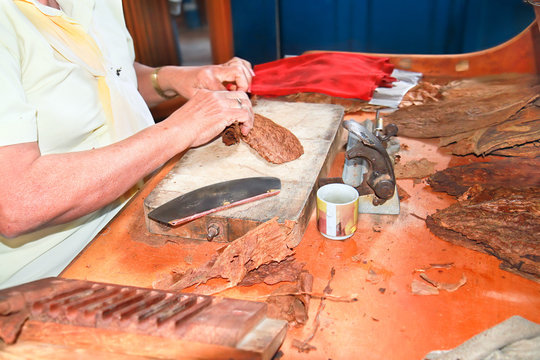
[148,177,281,226]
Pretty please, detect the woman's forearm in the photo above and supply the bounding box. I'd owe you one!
[0,118,189,238]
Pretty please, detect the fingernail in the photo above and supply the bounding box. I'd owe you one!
[250,69,256,76]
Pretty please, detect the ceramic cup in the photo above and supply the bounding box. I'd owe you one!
[316,183,359,240]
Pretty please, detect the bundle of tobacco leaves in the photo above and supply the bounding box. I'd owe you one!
[386,74,540,157]
[426,158,540,281]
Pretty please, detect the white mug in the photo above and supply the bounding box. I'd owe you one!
[316,183,359,240]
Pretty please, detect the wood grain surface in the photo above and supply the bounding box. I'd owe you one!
[143,99,345,245]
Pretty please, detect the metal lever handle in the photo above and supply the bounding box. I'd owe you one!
[343,120,397,204]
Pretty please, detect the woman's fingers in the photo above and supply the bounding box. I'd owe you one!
[169,90,253,148]
[222,57,254,92]
[227,92,254,134]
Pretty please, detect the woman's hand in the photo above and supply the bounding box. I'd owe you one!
[135,58,254,107]
[162,57,255,99]
[165,89,254,148]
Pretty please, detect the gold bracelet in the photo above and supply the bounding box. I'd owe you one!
[150,67,178,100]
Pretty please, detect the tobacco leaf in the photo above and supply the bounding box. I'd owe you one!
[411,279,439,296]
[396,183,411,201]
[441,96,540,156]
[412,263,464,295]
[153,217,296,292]
[291,268,335,352]
[239,256,305,286]
[221,121,241,146]
[490,141,540,158]
[384,74,540,138]
[291,339,317,353]
[253,93,374,113]
[427,158,540,197]
[394,158,437,179]
[419,272,467,292]
[426,185,540,282]
[266,271,313,326]
[222,113,304,164]
[399,81,444,108]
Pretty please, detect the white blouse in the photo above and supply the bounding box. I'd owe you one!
[0,0,154,288]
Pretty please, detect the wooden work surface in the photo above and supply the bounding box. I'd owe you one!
[143,99,344,245]
[49,113,540,359]
[8,19,540,357]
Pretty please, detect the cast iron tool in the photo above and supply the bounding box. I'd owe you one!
[342,117,398,206]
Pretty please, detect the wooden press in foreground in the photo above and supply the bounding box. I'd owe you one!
[143,99,345,245]
[0,278,287,360]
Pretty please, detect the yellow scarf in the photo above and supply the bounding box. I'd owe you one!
[14,0,115,137]
[14,0,146,200]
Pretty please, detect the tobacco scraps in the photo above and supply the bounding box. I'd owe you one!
[238,256,305,286]
[265,271,313,327]
[394,157,437,180]
[291,268,336,353]
[152,217,296,293]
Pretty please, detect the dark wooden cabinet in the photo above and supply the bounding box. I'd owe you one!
[122,0,234,67]
[122,0,180,66]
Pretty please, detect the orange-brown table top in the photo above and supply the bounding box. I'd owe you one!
[62,123,540,360]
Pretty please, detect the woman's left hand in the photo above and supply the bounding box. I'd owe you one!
[164,57,255,99]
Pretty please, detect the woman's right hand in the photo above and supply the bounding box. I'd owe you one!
[165,89,254,149]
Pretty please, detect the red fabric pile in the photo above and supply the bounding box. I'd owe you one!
[250,52,396,101]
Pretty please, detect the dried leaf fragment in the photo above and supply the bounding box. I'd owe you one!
[266,271,313,326]
[291,268,335,353]
[239,256,305,286]
[394,158,437,179]
[153,217,296,292]
[411,279,439,295]
[419,272,467,292]
[291,339,317,353]
[411,263,467,295]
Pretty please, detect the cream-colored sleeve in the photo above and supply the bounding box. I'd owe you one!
[0,21,38,146]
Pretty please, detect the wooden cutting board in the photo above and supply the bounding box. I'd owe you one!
[143,99,345,245]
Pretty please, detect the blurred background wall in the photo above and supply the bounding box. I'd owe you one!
[230,0,536,65]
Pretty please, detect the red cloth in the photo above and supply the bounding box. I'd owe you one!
[251,52,396,101]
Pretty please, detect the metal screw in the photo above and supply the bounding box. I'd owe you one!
[206,224,220,241]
